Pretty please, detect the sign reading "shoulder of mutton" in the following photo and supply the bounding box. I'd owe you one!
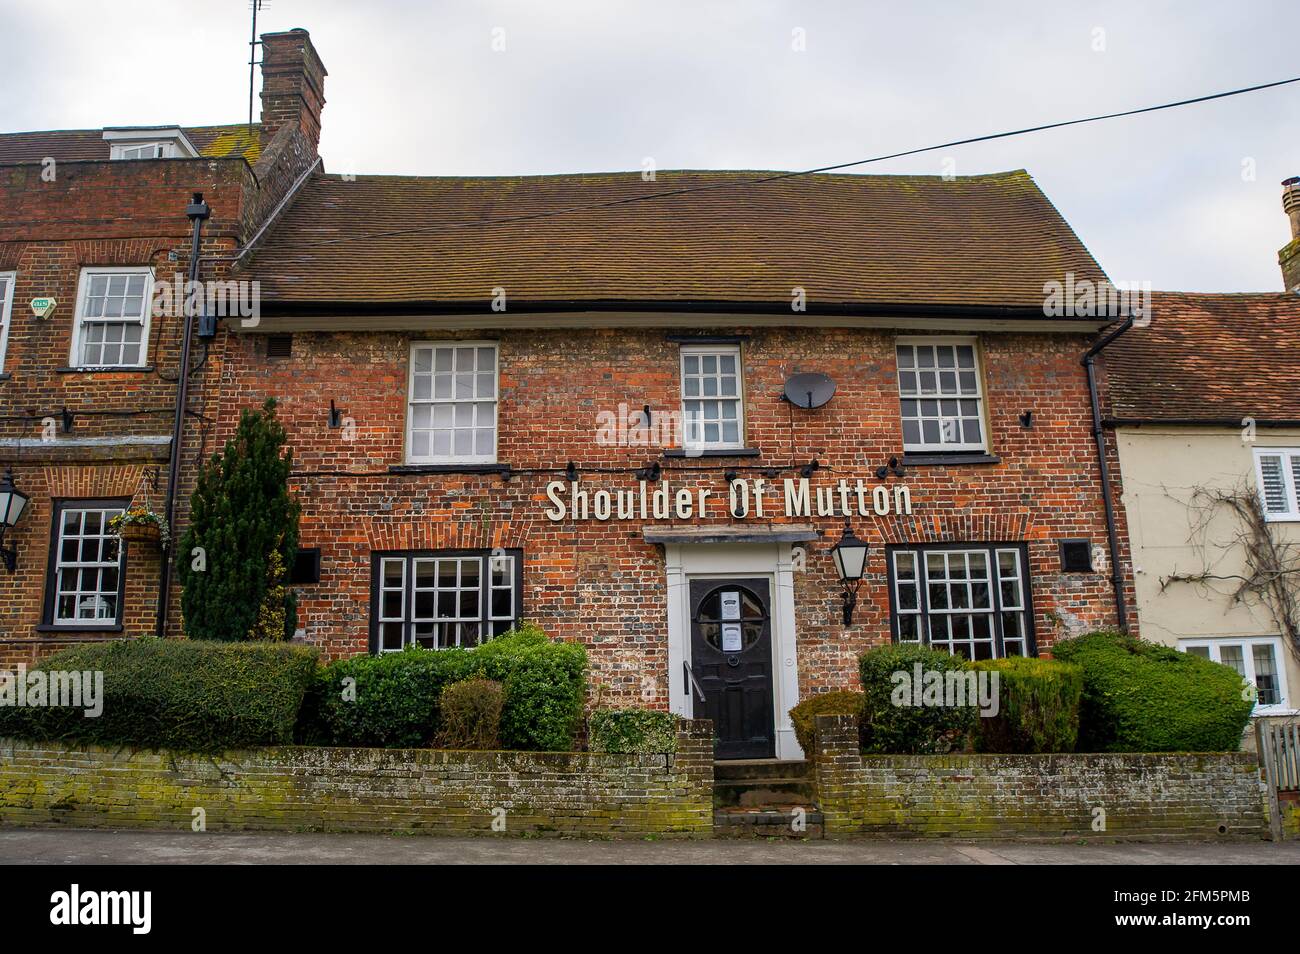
[543,476,913,522]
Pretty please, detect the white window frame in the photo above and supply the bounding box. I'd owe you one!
[1179,636,1293,715]
[405,341,499,465]
[49,502,126,627]
[1253,447,1300,522]
[679,343,745,451]
[110,142,173,160]
[374,550,520,652]
[0,271,15,373]
[69,266,153,369]
[895,336,988,453]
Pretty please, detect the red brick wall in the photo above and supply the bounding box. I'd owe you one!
[216,325,1135,706]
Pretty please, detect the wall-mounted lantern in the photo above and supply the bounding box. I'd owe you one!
[830,520,869,626]
[0,468,31,572]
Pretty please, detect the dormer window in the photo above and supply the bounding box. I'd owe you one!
[103,127,198,161]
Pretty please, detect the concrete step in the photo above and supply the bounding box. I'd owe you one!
[714,759,814,781]
[713,777,818,808]
[713,807,824,839]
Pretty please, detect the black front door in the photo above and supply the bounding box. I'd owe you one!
[689,578,775,760]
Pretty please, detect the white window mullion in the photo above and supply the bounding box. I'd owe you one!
[407,342,498,464]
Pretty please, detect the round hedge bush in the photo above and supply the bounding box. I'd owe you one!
[968,656,1082,753]
[1050,630,1253,752]
[859,643,976,754]
[788,690,865,754]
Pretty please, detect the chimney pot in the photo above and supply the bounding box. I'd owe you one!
[1282,176,1300,292]
[259,28,327,155]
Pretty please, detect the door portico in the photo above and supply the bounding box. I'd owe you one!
[655,529,810,761]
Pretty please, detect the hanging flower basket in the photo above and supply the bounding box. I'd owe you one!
[109,508,170,550]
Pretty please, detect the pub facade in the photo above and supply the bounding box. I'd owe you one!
[222,160,1136,760]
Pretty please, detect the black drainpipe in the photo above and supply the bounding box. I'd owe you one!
[1081,316,1135,633]
[155,193,210,638]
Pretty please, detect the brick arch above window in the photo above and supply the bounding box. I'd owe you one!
[875,512,1034,545]
[43,464,144,499]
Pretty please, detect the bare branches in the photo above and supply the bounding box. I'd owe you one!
[1159,482,1300,656]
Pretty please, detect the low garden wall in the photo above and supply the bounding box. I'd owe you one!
[0,720,715,839]
[812,715,1269,840]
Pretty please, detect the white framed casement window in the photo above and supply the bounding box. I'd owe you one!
[1253,447,1300,521]
[680,343,744,450]
[406,341,499,464]
[44,500,127,628]
[1180,636,1293,714]
[373,549,521,652]
[895,337,987,452]
[70,267,152,368]
[0,271,15,372]
[111,142,173,160]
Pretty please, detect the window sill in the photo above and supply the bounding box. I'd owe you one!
[0,372,9,381]
[34,623,124,634]
[389,463,511,475]
[901,452,1001,466]
[57,366,155,374]
[663,447,761,458]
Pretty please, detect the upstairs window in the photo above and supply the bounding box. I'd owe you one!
[406,342,498,463]
[895,339,986,453]
[103,127,198,160]
[71,268,151,368]
[680,344,744,450]
[1254,448,1300,521]
[112,142,172,160]
[0,271,14,372]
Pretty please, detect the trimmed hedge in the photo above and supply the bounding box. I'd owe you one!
[789,690,865,755]
[859,644,976,754]
[303,624,587,751]
[1051,630,1253,752]
[436,678,504,749]
[0,638,318,753]
[588,708,680,754]
[968,657,1082,753]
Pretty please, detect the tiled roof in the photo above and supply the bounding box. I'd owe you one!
[1106,291,1300,421]
[0,124,262,163]
[241,168,1109,309]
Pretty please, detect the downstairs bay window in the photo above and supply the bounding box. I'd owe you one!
[371,549,522,652]
[888,543,1035,659]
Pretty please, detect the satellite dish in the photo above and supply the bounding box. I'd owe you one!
[783,372,836,409]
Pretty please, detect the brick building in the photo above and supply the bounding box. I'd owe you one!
[0,29,326,666]
[1,27,1138,761]
[224,161,1136,759]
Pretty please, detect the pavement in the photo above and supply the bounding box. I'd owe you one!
[2,828,1298,864]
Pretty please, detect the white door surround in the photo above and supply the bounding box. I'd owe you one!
[664,542,803,760]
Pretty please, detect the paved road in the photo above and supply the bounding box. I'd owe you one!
[2,828,1298,864]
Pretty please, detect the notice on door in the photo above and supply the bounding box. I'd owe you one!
[720,591,741,620]
[721,622,743,652]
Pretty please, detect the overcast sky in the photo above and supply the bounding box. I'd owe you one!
[2,0,1297,291]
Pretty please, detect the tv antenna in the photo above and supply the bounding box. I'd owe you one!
[248,0,269,130]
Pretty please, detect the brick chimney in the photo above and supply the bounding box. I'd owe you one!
[259,28,327,154]
[1281,177,1300,293]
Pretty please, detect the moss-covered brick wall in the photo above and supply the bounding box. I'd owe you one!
[0,720,714,838]
[812,715,1269,840]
